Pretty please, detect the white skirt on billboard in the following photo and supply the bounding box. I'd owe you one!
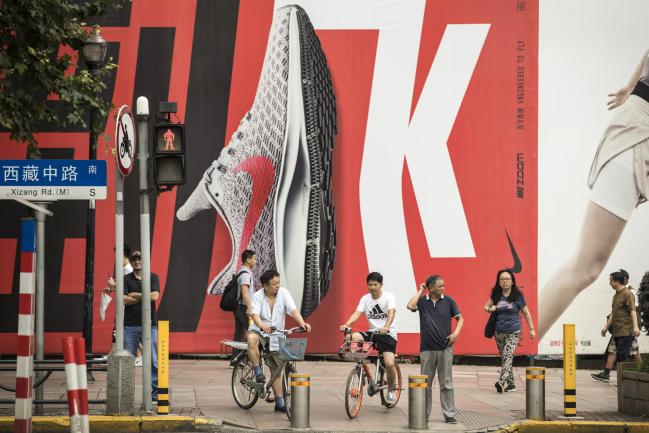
[587,95,649,220]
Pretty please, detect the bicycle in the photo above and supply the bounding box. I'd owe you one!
[225,327,307,419]
[339,327,403,418]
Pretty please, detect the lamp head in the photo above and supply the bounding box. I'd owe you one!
[82,25,107,70]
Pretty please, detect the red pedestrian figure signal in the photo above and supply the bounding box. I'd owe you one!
[163,128,175,151]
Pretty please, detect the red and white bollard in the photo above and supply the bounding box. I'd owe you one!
[62,337,82,433]
[14,218,36,433]
[73,338,89,433]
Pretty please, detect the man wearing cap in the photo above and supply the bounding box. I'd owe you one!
[123,250,160,402]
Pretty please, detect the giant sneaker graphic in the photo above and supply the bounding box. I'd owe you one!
[176,5,337,318]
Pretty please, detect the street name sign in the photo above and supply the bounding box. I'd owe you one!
[0,160,107,200]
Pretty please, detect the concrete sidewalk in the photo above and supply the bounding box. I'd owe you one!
[0,359,645,432]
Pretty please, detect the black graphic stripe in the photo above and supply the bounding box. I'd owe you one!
[156,0,240,331]
[86,2,133,27]
[124,27,176,246]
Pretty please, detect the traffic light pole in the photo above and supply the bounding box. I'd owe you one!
[114,169,125,351]
[136,96,154,412]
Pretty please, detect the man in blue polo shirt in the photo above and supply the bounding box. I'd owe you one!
[407,274,464,424]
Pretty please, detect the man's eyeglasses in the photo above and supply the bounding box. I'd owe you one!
[129,254,142,261]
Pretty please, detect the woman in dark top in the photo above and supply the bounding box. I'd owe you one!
[484,269,535,393]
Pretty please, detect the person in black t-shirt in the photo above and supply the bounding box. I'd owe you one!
[123,250,160,401]
[407,274,463,425]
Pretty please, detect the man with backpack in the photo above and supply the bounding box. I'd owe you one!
[222,250,257,366]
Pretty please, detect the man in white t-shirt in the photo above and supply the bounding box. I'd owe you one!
[340,272,398,403]
[248,269,311,413]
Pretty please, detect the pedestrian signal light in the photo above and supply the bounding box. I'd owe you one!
[153,123,185,186]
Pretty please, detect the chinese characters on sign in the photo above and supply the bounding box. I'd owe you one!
[4,164,89,183]
[0,160,107,200]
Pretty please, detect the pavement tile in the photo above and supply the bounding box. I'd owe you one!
[0,359,643,431]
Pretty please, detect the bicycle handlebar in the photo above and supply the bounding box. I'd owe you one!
[341,327,388,335]
[269,326,306,335]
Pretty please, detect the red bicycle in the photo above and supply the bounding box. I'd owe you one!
[339,328,403,418]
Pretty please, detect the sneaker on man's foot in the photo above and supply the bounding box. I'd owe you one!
[504,384,516,392]
[274,404,288,413]
[255,373,266,383]
[135,357,143,367]
[386,392,396,403]
[591,371,610,382]
[495,381,504,393]
[445,417,458,424]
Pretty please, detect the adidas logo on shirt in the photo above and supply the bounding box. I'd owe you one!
[367,304,388,320]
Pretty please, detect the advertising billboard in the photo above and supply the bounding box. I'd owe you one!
[0,0,647,356]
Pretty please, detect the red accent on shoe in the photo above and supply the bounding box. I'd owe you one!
[232,156,275,260]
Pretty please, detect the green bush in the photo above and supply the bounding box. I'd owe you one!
[633,354,649,374]
[640,272,649,336]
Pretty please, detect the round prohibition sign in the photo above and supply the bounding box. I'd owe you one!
[115,105,136,176]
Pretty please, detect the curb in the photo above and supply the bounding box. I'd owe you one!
[501,420,649,433]
[0,415,220,433]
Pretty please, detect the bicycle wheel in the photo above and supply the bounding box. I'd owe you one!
[282,363,295,420]
[379,362,402,408]
[231,354,259,409]
[344,367,364,419]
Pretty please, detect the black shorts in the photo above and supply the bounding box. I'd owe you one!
[360,331,397,354]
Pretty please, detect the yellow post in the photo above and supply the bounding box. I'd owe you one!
[563,324,576,417]
[157,320,170,414]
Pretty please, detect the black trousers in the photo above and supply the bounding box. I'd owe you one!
[233,304,248,342]
[614,335,635,363]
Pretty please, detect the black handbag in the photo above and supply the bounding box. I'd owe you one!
[484,312,497,338]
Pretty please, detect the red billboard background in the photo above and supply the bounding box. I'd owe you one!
[0,0,537,355]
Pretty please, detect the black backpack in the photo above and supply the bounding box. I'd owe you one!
[220,271,246,312]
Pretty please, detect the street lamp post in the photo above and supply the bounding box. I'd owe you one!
[81,26,107,377]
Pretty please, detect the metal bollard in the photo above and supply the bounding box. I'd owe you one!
[408,375,428,430]
[562,324,577,418]
[525,367,545,420]
[290,373,310,429]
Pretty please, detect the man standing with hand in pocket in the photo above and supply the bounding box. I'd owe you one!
[407,274,464,424]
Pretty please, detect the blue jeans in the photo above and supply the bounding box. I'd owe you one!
[124,326,158,399]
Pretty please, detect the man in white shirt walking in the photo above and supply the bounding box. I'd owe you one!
[248,269,311,413]
[340,272,398,403]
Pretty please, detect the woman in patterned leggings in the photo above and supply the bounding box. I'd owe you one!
[484,269,536,393]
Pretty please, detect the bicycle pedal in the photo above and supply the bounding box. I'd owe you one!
[265,395,275,403]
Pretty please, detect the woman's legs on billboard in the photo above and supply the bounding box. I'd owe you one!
[538,200,626,339]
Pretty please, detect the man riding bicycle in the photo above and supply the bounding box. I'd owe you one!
[339,272,398,403]
[248,269,311,413]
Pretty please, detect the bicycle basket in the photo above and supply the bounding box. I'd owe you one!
[339,340,374,361]
[278,338,307,361]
